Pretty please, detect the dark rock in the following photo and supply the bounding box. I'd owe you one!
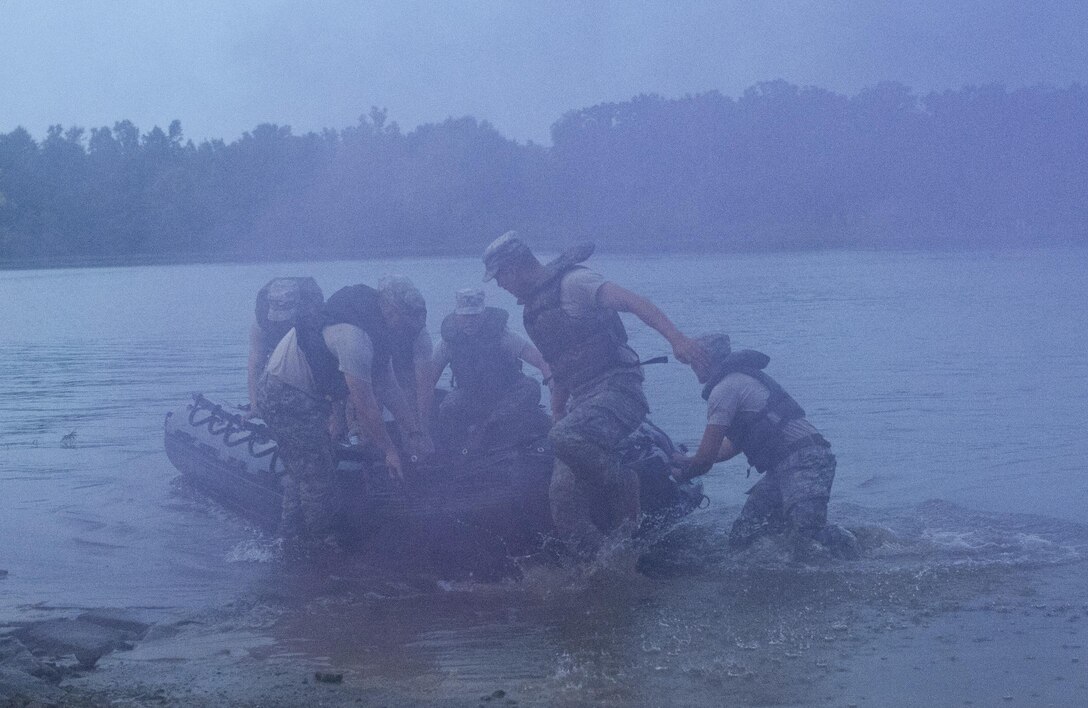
[0,636,40,675]
[14,618,128,669]
[0,666,62,703]
[314,671,343,684]
[76,608,154,639]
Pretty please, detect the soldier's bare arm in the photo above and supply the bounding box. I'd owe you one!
[596,282,709,369]
[674,423,730,482]
[549,379,571,422]
[344,369,403,479]
[246,323,266,418]
[519,341,551,380]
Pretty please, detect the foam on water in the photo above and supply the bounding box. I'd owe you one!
[224,537,281,564]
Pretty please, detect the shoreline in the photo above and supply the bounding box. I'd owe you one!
[5,553,1085,707]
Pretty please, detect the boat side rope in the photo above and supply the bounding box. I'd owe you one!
[186,393,280,473]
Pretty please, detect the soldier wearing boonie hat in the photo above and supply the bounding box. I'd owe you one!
[257,275,435,555]
[425,286,550,453]
[480,230,709,560]
[454,288,486,315]
[671,333,858,560]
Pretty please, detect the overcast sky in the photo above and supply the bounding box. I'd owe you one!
[1,0,1085,145]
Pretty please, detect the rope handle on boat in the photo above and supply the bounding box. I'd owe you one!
[187,393,275,446]
[183,394,283,476]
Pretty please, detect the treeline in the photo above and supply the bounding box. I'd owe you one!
[1,81,1086,265]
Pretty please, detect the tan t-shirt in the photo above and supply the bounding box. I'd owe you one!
[556,268,641,383]
[263,324,432,393]
[707,372,819,444]
[321,323,432,384]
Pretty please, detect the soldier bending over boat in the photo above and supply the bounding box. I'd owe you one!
[256,275,432,553]
[670,334,858,559]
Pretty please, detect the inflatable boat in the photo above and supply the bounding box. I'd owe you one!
[164,394,703,571]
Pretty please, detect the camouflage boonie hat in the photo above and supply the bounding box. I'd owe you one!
[697,333,732,365]
[265,279,302,322]
[454,288,486,315]
[378,275,426,316]
[482,230,532,281]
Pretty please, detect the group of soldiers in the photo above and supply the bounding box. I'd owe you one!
[247,231,856,561]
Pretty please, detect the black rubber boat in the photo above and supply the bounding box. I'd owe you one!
[164,394,703,571]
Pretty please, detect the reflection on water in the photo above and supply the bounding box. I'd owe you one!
[2,249,1087,704]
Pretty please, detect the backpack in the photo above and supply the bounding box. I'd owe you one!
[254,277,325,349]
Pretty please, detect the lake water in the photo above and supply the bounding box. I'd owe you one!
[1,249,1086,705]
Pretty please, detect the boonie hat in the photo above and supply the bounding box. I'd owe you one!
[697,333,732,364]
[378,275,427,316]
[482,230,531,281]
[265,279,301,322]
[455,288,486,315]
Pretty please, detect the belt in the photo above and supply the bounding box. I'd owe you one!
[768,433,830,470]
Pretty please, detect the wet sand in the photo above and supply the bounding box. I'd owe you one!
[11,524,1081,708]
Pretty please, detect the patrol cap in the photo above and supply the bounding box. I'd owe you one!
[454,288,486,315]
[482,230,532,281]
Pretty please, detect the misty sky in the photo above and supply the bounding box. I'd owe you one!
[1,0,1086,145]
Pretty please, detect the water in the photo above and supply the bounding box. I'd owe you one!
[1,249,1086,705]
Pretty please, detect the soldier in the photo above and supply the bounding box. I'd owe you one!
[246,277,324,419]
[426,288,549,452]
[256,275,432,552]
[670,334,858,559]
[482,231,706,559]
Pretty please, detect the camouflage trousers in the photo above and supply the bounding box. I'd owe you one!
[255,374,341,545]
[548,374,648,559]
[438,373,541,449]
[728,445,836,550]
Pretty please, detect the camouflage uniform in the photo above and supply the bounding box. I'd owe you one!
[255,373,341,546]
[694,335,856,558]
[482,233,650,559]
[728,446,836,550]
[548,372,648,558]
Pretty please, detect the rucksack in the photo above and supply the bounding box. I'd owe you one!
[254,277,325,348]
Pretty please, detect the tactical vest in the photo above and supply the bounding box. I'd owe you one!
[701,350,823,473]
[440,307,522,399]
[523,264,630,391]
[296,284,405,399]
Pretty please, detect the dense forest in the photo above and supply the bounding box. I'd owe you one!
[1,81,1085,266]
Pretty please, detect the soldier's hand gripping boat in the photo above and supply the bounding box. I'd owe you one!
[164,394,704,572]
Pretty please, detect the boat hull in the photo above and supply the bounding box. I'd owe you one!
[164,394,702,570]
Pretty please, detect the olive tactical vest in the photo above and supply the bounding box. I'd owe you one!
[297,284,409,399]
[440,307,522,399]
[701,350,817,473]
[522,265,630,391]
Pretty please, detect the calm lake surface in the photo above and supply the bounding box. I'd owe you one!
[2,248,1086,705]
